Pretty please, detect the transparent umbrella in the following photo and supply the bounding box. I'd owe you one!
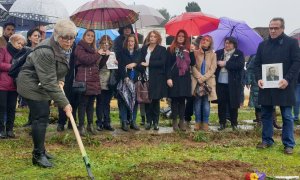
[129,4,165,28]
[9,0,69,24]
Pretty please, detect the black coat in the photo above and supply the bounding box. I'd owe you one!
[118,48,141,83]
[254,33,300,106]
[136,45,167,100]
[215,49,245,108]
[166,47,195,97]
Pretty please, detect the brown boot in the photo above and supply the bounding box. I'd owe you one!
[194,123,201,131]
[178,120,186,131]
[273,111,282,129]
[202,123,209,131]
[172,119,179,131]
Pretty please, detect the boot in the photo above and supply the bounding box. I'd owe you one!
[140,116,145,126]
[6,131,15,138]
[56,124,65,132]
[32,151,53,168]
[153,123,159,131]
[255,111,261,126]
[130,122,140,131]
[0,131,6,139]
[45,151,54,159]
[172,119,179,131]
[121,121,129,131]
[202,123,209,131]
[145,123,151,130]
[185,121,191,129]
[218,124,226,131]
[273,111,282,129]
[178,120,186,131]
[78,126,86,137]
[87,124,96,135]
[194,123,201,131]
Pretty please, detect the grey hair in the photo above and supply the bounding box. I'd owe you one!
[270,17,285,29]
[9,34,26,44]
[53,19,77,41]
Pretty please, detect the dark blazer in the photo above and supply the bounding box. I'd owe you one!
[118,48,141,83]
[75,40,101,96]
[215,48,245,108]
[254,33,300,106]
[136,44,167,99]
[266,75,279,81]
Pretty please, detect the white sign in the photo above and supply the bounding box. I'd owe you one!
[262,63,283,88]
[106,52,118,69]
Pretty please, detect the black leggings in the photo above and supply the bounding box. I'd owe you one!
[0,91,18,132]
[78,95,96,127]
[145,99,160,125]
[171,97,186,120]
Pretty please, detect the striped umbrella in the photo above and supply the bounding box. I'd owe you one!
[70,0,139,30]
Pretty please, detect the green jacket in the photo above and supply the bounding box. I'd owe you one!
[17,36,70,108]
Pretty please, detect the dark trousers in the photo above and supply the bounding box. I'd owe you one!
[217,84,238,126]
[58,92,80,126]
[78,95,96,127]
[96,90,113,127]
[26,99,49,153]
[184,96,194,122]
[145,99,160,125]
[0,91,18,132]
[171,97,186,120]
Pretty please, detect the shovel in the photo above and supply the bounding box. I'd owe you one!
[61,86,94,179]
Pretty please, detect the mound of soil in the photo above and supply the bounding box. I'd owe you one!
[113,159,252,180]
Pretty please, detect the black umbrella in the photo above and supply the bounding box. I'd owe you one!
[117,79,136,113]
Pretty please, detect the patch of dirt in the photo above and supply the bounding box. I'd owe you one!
[113,160,252,180]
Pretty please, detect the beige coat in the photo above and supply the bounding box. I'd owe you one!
[191,49,217,101]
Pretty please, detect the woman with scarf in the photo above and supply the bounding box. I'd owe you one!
[0,34,26,138]
[215,37,245,131]
[191,35,217,131]
[166,29,195,131]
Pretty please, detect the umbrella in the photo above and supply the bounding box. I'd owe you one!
[289,28,300,46]
[45,28,120,44]
[0,0,16,10]
[128,4,165,28]
[165,12,219,37]
[70,0,138,30]
[9,0,69,24]
[0,3,9,22]
[117,80,136,113]
[206,17,263,56]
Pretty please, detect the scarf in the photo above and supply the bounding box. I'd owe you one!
[175,46,190,76]
[7,42,21,58]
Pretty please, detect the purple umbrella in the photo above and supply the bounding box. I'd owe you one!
[206,17,263,56]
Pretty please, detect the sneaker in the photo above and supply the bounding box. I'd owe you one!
[153,123,159,131]
[284,147,293,155]
[256,142,273,149]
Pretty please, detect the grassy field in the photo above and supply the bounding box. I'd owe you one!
[0,106,300,179]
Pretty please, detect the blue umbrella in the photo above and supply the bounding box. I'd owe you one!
[206,17,263,56]
[46,28,119,44]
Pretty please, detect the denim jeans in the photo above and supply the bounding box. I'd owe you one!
[194,95,210,123]
[261,105,295,148]
[119,97,138,124]
[0,91,18,132]
[293,84,300,121]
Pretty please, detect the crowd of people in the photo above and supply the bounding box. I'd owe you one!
[0,17,300,168]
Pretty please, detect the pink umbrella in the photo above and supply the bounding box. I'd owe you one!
[70,0,139,30]
[165,12,219,37]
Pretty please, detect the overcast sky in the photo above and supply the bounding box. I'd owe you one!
[60,0,300,34]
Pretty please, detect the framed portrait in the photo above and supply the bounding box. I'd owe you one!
[262,63,283,88]
[106,52,118,69]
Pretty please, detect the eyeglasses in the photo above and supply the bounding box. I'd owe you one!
[269,27,281,31]
[60,36,75,42]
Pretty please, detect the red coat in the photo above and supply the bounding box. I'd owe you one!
[75,40,101,95]
[0,47,16,91]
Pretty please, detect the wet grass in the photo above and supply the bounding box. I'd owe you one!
[2,106,299,179]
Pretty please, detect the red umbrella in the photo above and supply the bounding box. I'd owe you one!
[70,0,138,30]
[165,12,220,36]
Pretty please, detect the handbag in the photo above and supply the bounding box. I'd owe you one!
[72,67,86,94]
[194,82,212,97]
[135,74,152,104]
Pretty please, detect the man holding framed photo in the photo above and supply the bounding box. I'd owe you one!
[254,17,300,154]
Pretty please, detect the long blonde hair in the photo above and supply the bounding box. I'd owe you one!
[82,29,96,50]
[98,35,113,51]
